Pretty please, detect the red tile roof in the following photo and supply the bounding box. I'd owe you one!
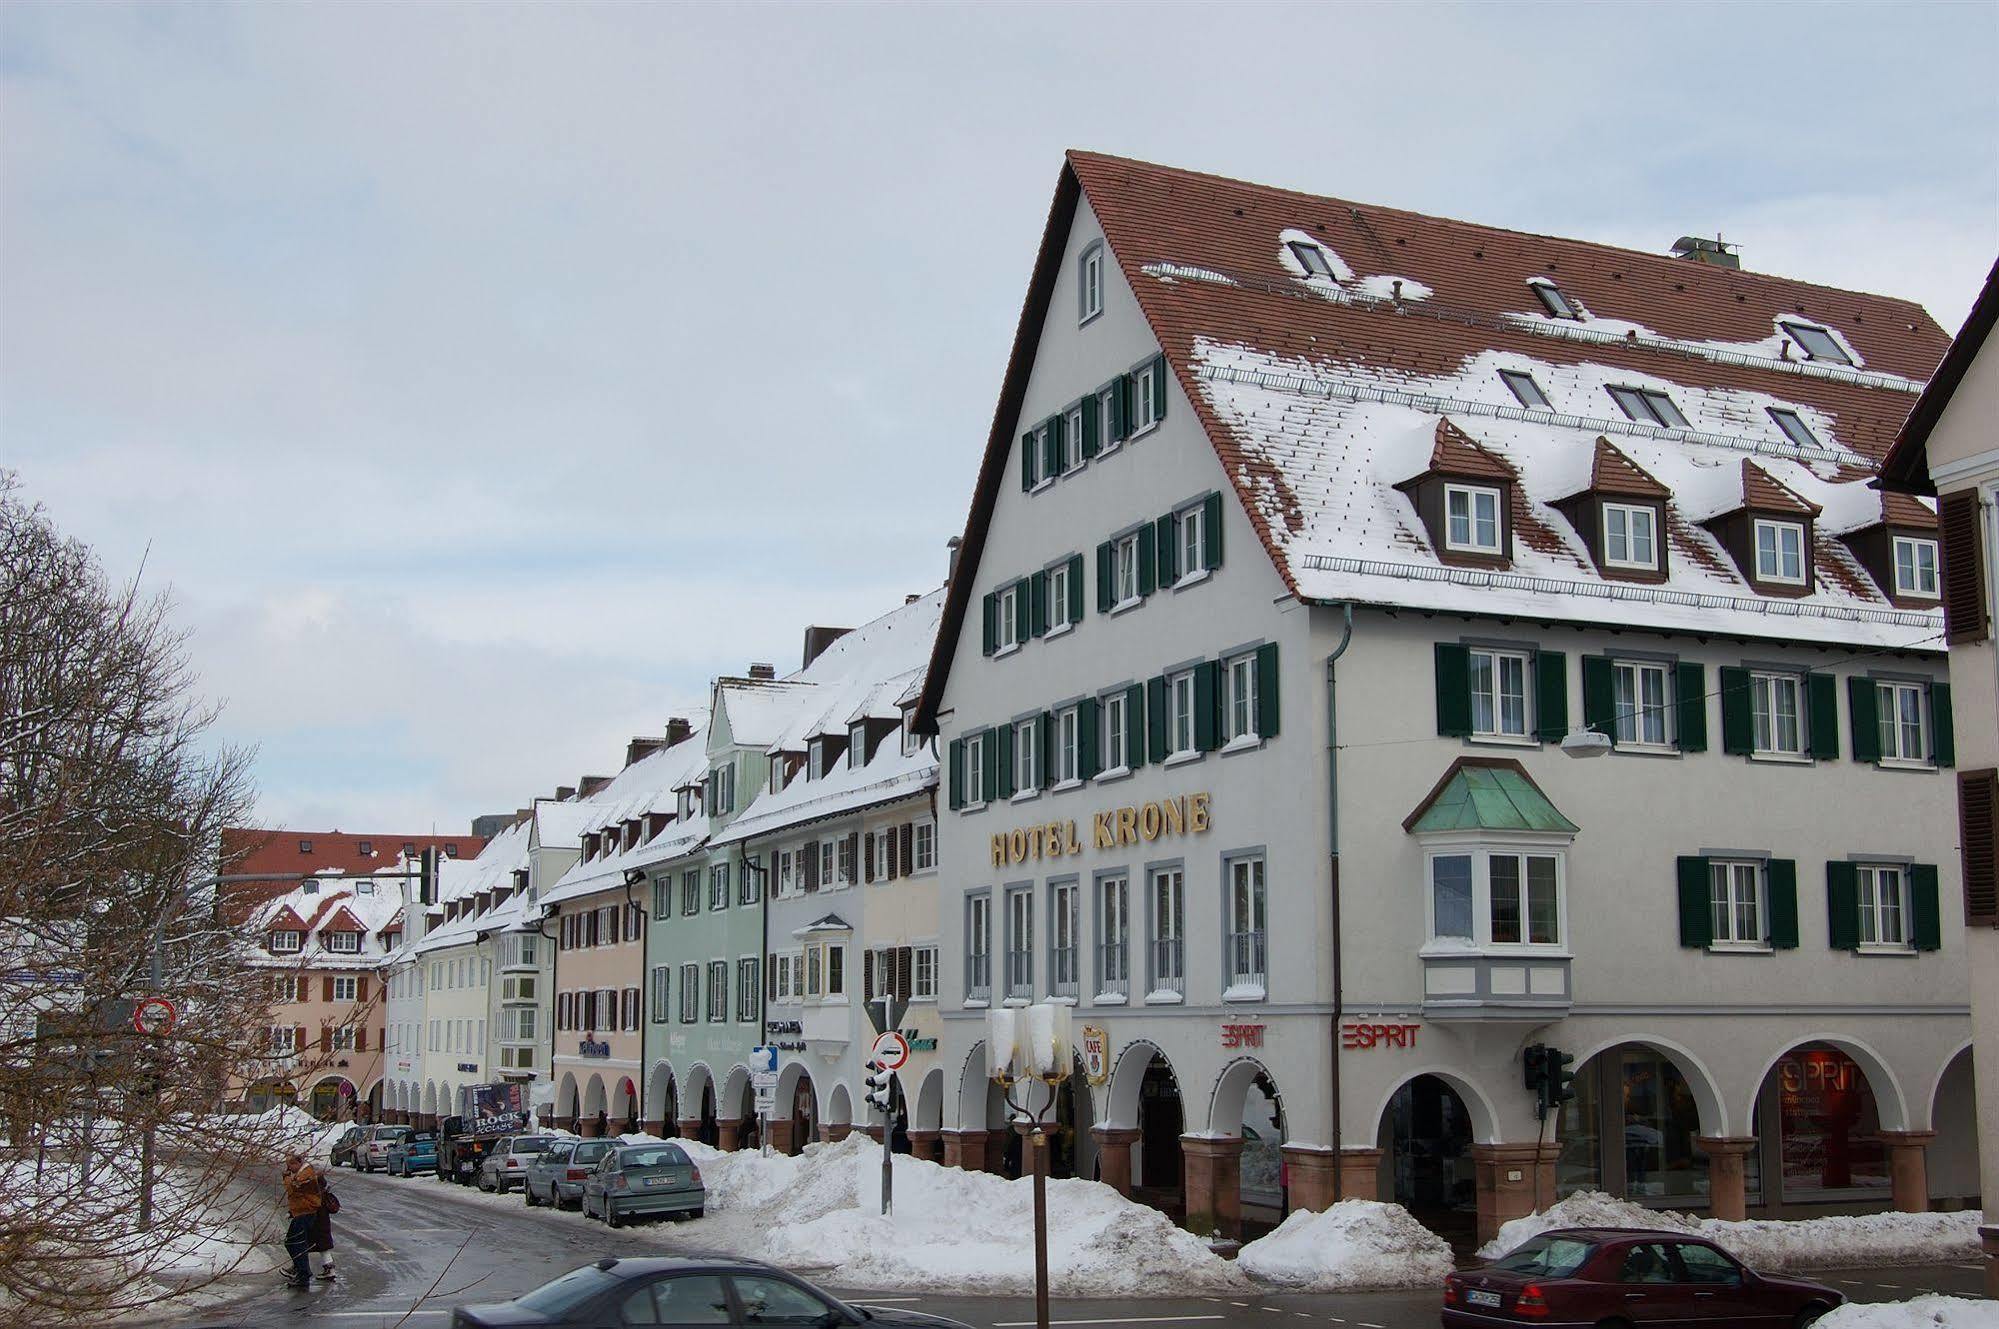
[1586,437,1671,500]
[1739,459,1823,516]
[221,828,483,879]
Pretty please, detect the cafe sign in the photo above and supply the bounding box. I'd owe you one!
[1080,1025,1109,1085]
[992,792,1213,868]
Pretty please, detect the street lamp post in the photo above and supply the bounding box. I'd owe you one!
[987,1003,1072,1329]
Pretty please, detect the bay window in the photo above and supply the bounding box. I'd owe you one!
[1422,840,1568,950]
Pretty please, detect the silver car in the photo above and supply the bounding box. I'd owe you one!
[523,1137,614,1210]
[357,1124,411,1173]
[476,1134,560,1194]
[580,1143,706,1228]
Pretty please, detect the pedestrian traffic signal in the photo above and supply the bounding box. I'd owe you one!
[863,1059,894,1115]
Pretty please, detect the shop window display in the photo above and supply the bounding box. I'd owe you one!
[1773,1043,1886,1196]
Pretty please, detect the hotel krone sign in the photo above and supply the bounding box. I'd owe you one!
[991,792,1213,867]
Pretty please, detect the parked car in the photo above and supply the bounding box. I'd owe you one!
[1442,1227,1844,1327]
[476,1134,561,1194]
[454,1255,976,1329]
[522,1139,576,1208]
[326,1125,367,1169]
[531,1138,614,1210]
[385,1131,438,1177]
[358,1124,412,1173]
[579,1142,706,1227]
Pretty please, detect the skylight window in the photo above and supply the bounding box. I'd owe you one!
[1780,321,1853,366]
[1528,278,1581,320]
[1499,370,1551,410]
[1607,386,1689,429]
[1288,241,1336,280]
[1766,408,1822,450]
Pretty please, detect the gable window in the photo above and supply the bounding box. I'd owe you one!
[1054,706,1080,784]
[1178,502,1207,578]
[1500,369,1551,410]
[996,582,1020,653]
[1608,386,1689,429]
[1148,866,1185,999]
[1754,519,1807,585]
[1288,240,1336,279]
[1225,652,1259,743]
[1602,503,1658,570]
[1613,660,1672,748]
[1444,484,1502,554]
[1168,670,1198,757]
[1079,243,1105,324]
[324,931,360,954]
[1132,360,1161,434]
[269,930,302,953]
[1013,718,1040,795]
[1102,691,1129,773]
[1004,887,1034,1000]
[1529,278,1581,320]
[1767,408,1823,450]
[1857,864,1910,949]
[1750,671,1805,756]
[1114,532,1143,607]
[1709,860,1766,948]
[1470,648,1531,739]
[1064,405,1086,472]
[1876,681,1933,765]
[965,891,992,1003]
[964,731,987,806]
[1892,537,1939,598]
[1780,321,1853,366]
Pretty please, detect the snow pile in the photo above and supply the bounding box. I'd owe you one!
[1479,1191,1985,1271]
[1235,1200,1455,1290]
[1819,1298,1998,1328]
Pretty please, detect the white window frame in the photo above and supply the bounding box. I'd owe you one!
[1102,691,1129,774]
[1224,652,1259,745]
[1612,659,1673,749]
[1892,537,1939,599]
[913,820,936,871]
[1178,503,1206,580]
[1709,859,1767,949]
[1602,502,1659,571]
[323,930,360,954]
[912,945,938,1000]
[1114,533,1142,608]
[1444,483,1502,554]
[1753,519,1807,585]
[1097,387,1120,455]
[1750,671,1806,758]
[1004,886,1034,1001]
[270,930,302,953]
[1133,362,1159,434]
[1420,838,1570,953]
[964,731,987,806]
[1225,854,1267,996]
[966,892,992,1004]
[332,976,358,1002]
[1097,872,1130,1001]
[1469,647,1532,740]
[1048,561,1073,632]
[1876,680,1933,766]
[1055,706,1080,785]
[1013,718,1040,795]
[1856,863,1912,951]
[1168,670,1197,757]
[1147,866,1185,1002]
[1049,879,1079,999]
[1079,243,1104,324]
[849,722,867,770]
[1064,405,1086,472]
[996,583,1021,654]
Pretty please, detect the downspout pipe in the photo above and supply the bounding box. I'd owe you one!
[1325,603,1355,1201]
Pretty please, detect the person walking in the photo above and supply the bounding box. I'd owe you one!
[310,1169,340,1281]
[280,1153,322,1290]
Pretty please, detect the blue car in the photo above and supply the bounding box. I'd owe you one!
[385,1130,437,1177]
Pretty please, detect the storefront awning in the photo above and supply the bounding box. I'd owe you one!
[1401,756,1578,834]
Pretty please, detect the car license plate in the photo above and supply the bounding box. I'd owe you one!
[1467,1290,1502,1308]
[643,1176,669,1188]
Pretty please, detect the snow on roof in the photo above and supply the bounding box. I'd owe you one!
[538,728,714,908]
[245,872,409,968]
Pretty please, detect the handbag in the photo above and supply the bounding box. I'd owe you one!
[322,1188,341,1215]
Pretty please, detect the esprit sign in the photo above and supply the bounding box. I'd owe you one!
[1220,1023,1264,1049]
[991,793,1213,868]
[1342,1021,1421,1050]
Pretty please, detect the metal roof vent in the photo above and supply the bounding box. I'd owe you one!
[1670,235,1740,269]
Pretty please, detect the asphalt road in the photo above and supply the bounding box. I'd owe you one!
[167,1166,1990,1329]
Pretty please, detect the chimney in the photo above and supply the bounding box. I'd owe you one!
[625,736,666,768]
[802,626,852,670]
[513,807,530,825]
[578,774,612,798]
[1670,235,1741,270]
[947,535,963,585]
[665,716,692,747]
[555,785,576,802]
[748,663,776,680]
[905,593,920,605]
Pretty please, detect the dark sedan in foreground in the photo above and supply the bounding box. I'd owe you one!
[454,1256,974,1329]
[1442,1227,1844,1327]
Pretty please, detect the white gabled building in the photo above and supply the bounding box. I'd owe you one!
[913,152,1973,1245]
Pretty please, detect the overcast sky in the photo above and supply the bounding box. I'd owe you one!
[3,2,1994,835]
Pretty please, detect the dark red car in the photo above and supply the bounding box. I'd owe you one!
[1441,1227,1844,1327]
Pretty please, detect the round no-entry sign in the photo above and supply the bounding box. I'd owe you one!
[869,1030,911,1072]
[133,996,177,1037]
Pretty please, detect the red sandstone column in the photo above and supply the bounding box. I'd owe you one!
[1879,1131,1936,1214]
[1181,1136,1245,1239]
[1337,1146,1384,1203]
[641,1119,666,1138]
[1696,1137,1759,1222]
[1280,1144,1335,1211]
[1092,1126,1140,1195]
[1472,1142,1560,1245]
[767,1119,796,1155]
[676,1117,703,1144]
[822,1122,852,1144]
[718,1119,743,1151]
[942,1128,987,1171]
[906,1129,941,1163]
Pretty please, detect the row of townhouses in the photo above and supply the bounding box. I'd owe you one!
[230,153,1996,1249]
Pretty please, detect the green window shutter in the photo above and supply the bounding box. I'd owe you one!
[982,729,1001,804]
[1581,656,1616,741]
[981,593,997,656]
[1013,581,1031,645]
[1826,861,1860,951]
[994,724,1014,800]
[1078,698,1100,779]
[1147,676,1168,763]
[1044,416,1063,477]
[1029,571,1049,638]
[1435,643,1472,737]
[948,739,963,810]
[1040,711,1055,782]
[1125,683,1147,769]
[1067,554,1085,623]
[1676,662,1707,753]
[1535,650,1569,742]
[1912,863,1942,951]
[1150,354,1168,419]
[1203,492,1224,570]
[1080,398,1100,459]
[1194,661,1221,752]
[1020,432,1037,491]
[1137,523,1158,596]
[1719,667,1753,755]
[1808,672,1839,761]
[1110,378,1129,441]
[1767,859,1799,949]
[1096,542,1114,613]
[1676,856,1712,948]
[1255,642,1280,738]
[1847,675,1881,764]
[1155,514,1179,586]
[1933,683,1955,767]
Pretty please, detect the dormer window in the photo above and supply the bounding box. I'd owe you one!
[325,931,360,954]
[1288,241,1336,279]
[1767,408,1822,450]
[298,839,313,854]
[1780,321,1853,366]
[849,722,868,769]
[444,845,459,858]
[301,878,318,895]
[357,840,373,856]
[402,842,416,856]
[269,930,302,953]
[1893,537,1940,598]
[1607,386,1689,429]
[357,880,374,896]
[1445,484,1503,554]
[1754,519,1807,585]
[1602,503,1659,571]
[1528,278,1581,320]
[1499,370,1551,410]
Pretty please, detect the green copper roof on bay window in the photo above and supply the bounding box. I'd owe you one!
[1404,759,1578,834]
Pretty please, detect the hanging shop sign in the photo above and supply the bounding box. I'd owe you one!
[1341,1021,1421,1050]
[991,793,1213,868]
[1220,1022,1265,1049]
[1080,1025,1109,1085]
[577,1039,610,1058]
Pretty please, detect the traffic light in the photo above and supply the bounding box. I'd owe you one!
[1544,1048,1577,1112]
[863,1059,894,1115]
[1522,1044,1548,1097]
